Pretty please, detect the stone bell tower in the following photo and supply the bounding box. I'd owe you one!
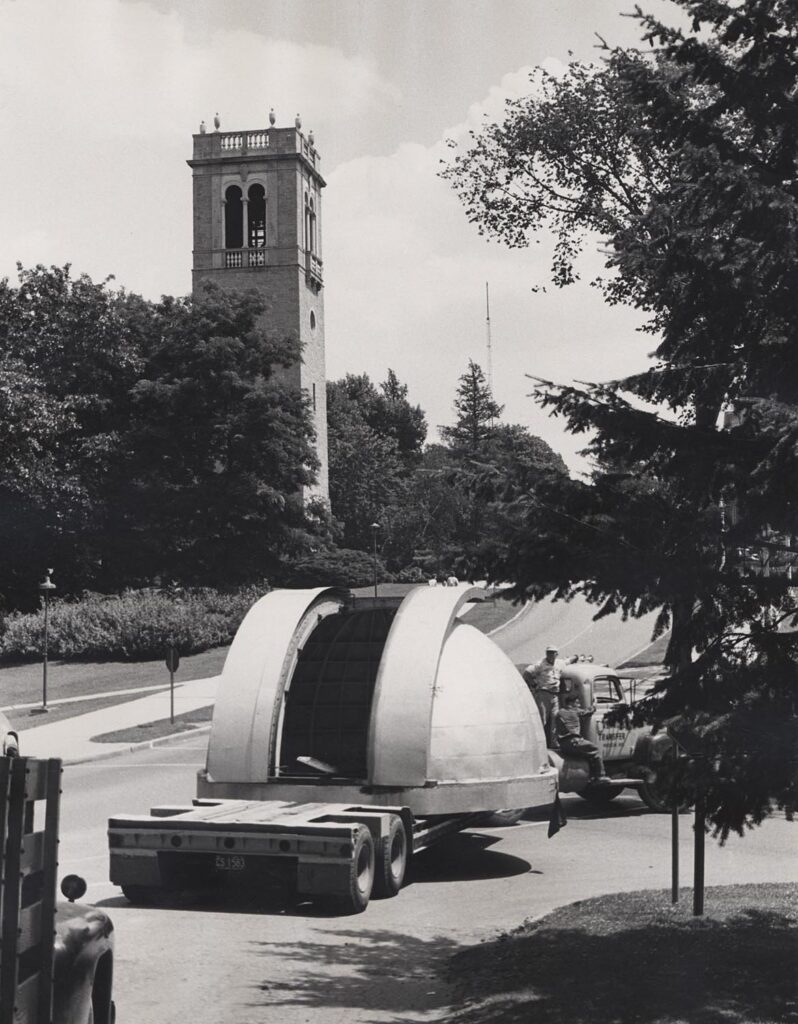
[187,112,328,499]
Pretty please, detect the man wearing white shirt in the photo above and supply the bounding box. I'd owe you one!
[523,643,566,747]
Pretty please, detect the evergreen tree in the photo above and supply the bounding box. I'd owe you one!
[439,360,503,456]
[443,0,798,834]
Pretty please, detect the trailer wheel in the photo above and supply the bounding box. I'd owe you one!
[374,815,407,898]
[121,884,159,905]
[480,808,526,827]
[578,787,623,805]
[336,827,375,914]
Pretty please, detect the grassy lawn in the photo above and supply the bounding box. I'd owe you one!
[461,589,522,633]
[1,646,228,724]
[2,584,519,733]
[91,704,214,744]
[445,883,798,1024]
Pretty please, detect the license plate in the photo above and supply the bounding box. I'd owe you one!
[215,854,246,871]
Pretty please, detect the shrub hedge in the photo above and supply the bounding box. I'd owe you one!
[0,585,267,663]
[280,549,390,588]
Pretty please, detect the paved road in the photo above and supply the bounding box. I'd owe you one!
[492,593,663,668]
[60,737,796,1024]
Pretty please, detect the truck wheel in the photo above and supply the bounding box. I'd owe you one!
[339,828,375,914]
[480,809,526,827]
[578,787,623,805]
[374,815,407,898]
[640,754,691,813]
[640,777,691,813]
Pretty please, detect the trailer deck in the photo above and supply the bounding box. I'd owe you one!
[109,798,485,913]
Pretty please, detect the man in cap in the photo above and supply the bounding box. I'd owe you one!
[523,643,566,747]
[554,693,609,782]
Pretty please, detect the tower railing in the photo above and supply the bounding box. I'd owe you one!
[220,247,312,272]
[305,251,323,286]
[213,130,317,166]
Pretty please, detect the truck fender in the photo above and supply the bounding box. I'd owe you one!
[632,730,674,766]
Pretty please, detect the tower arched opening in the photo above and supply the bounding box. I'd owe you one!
[248,184,266,248]
[224,185,243,249]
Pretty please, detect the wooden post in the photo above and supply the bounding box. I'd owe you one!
[693,795,706,916]
[671,802,679,903]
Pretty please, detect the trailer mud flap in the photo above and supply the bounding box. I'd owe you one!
[547,794,567,838]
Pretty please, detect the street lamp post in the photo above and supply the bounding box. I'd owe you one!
[371,523,380,599]
[37,569,56,714]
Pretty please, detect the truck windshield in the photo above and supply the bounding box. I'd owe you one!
[592,676,623,703]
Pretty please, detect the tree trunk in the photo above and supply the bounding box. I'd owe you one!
[666,595,695,672]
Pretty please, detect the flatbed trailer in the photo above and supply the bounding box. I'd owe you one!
[108,586,561,914]
[109,798,489,914]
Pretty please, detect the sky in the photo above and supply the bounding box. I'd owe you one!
[0,0,676,474]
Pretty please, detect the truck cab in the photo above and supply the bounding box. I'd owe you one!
[554,663,677,810]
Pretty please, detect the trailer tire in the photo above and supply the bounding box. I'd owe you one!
[480,809,526,827]
[121,885,159,905]
[578,787,623,805]
[374,815,407,898]
[338,827,375,914]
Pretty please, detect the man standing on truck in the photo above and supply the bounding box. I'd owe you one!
[523,643,565,747]
[554,693,609,782]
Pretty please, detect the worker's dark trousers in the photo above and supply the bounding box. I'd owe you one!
[533,690,559,746]
[559,736,606,779]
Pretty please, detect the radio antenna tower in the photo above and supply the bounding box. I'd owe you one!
[485,281,494,396]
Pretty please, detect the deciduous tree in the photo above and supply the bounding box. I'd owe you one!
[122,282,319,585]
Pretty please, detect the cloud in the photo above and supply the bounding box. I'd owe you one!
[0,0,400,297]
[0,2,649,474]
[324,67,650,473]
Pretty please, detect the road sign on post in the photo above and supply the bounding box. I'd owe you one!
[165,647,180,673]
[165,646,180,724]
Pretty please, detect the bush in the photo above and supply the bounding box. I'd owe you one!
[281,548,390,589]
[0,584,267,663]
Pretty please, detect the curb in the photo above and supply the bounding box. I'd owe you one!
[62,724,212,767]
[488,599,529,639]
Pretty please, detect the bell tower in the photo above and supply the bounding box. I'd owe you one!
[187,113,328,499]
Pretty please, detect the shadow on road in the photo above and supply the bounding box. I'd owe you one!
[522,794,651,823]
[407,832,531,884]
[97,889,368,919]
[97,832,532,917]
[247,927,463,1018]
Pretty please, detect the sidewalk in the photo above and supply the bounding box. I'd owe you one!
[19,675,219,765]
